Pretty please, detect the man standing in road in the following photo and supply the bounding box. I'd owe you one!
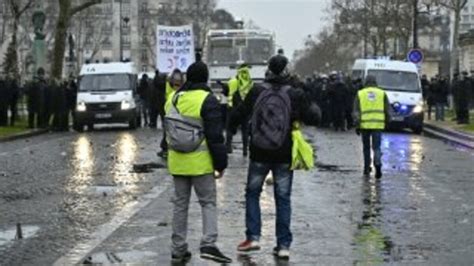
[454,71,472,124]
[165,61,231,264]
[328,71,348,131]
[137,74,151,127]
[353,75,391,179]
[149,69,166,128]
[231,54,320,260]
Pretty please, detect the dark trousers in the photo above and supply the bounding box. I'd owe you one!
[457,105,470,124]
[245,162,293,248]
[427,104,433,120]
[160,116,168,152]
[225,107,249,154]
[0,105,7,126]
[9,101,18,126]
[149,106,159,128]
[28,108,38,128]
[345,108,353,129]
[332,108,345,130]
[361,130,382,171]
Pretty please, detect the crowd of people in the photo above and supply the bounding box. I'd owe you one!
[0,68,77,131]
[421,72,473,124]
[292,71,361,131]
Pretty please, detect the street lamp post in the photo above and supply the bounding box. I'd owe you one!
[119,0,130,62]
[413,0,419,49]
[119,0,122,61]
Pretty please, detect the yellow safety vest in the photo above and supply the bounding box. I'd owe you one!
[165,81,174,102]
[227,78,238,108]
[237,67,253,100]
[165,89,214,176]
[358,87,386,130]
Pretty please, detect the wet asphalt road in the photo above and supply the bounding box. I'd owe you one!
[0,125,473,265]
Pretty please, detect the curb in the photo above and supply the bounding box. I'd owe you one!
[0,129,49,143]
[423,122,474,150]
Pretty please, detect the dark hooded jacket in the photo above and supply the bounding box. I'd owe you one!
[230,72,321,164]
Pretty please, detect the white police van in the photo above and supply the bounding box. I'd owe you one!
[73,62,140,131]
[352,59,424,134]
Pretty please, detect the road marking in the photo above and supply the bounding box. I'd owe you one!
[53,183,170,266]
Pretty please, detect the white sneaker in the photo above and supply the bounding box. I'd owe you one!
[273,247,290,260]
[265,172,274,185]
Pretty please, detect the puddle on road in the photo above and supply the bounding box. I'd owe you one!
[131,162,165,173]
[88,185,123,196]
[353,178,396,265]
[315,162,356,173]
[0,225,40,247]
[85,250,155,264]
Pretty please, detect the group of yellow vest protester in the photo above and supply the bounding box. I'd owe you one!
[162,66,386,175]
[163,66,316,175]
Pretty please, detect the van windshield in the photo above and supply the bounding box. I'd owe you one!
[367,70,420,92]
[79,74,131,91]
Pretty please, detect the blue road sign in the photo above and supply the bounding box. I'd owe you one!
[407,49,424,64]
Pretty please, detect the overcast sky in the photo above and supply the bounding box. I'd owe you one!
[216,0,331,60]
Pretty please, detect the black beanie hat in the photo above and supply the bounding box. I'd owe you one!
[268,54,288,75]
[186,61,209,83]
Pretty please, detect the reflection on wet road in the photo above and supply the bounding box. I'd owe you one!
[0,128,473,265]
[68,136,94,193]
[0,128,164,265]
[112,133,139,191]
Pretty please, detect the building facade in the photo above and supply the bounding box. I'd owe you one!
[0,0,175,79]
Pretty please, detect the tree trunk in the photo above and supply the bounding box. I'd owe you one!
[51,0,71,80]
[51,0,101,79]
[451,7,461,78]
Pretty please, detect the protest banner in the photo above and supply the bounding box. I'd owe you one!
[156,25,195,73]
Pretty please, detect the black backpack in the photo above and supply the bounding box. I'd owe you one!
[251,83,292,150]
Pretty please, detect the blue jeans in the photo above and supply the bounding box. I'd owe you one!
[245,161,293,248]
[361,130,382,170]
[435,103,445,121]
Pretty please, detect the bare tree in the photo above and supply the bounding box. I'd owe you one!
[2,0,35,78]
[71,7,110,69]
[51,0,102,79]
[436,0,469,75]
[332,0,414,58]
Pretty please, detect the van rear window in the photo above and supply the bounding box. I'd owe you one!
[367,70,420,92]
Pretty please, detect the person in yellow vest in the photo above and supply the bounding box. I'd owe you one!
[226,64,254,156]
[158,69,184,158]
[353,75,391,178]
[165,61,232,263]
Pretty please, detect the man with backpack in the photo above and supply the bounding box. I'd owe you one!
[164,61,232,264]
[230,55,320,260]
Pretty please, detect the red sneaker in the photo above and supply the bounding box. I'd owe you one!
[237,240,261,252]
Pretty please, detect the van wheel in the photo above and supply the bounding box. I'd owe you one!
[129,119,137,130]
[73,123,84,132]
[412,126,423,134]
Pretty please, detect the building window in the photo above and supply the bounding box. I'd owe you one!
[141,49,148,61]
[123,34,131,48]
[102,37,112,49]
[140,1,148,12]
[141,35,148,45]
[463,15,470,22]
